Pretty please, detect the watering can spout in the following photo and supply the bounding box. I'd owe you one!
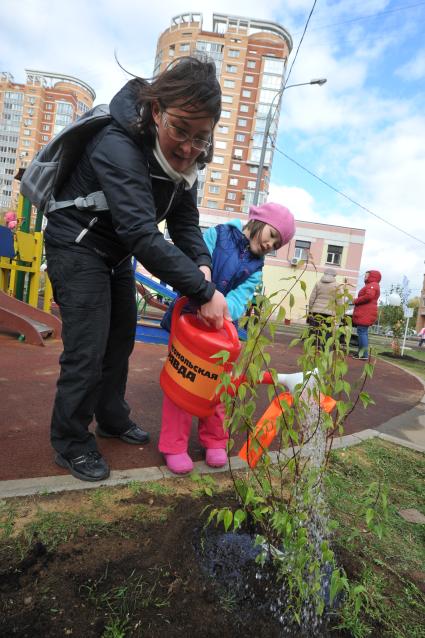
[276,369,318,394]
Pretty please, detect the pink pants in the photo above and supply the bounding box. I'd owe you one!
[159,394,229,454]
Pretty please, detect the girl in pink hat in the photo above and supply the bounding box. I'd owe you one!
[159,202,296,474]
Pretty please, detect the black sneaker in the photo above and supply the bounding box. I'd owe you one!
[55,451,110,482]
[96,423,150,445]
[351,354,368,360]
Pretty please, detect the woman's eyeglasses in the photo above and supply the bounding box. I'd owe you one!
[161,112,211,152]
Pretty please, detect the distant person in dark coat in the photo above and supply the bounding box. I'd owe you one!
[351,270,381,359]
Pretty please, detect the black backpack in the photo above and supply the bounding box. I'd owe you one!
[20,104,111,216]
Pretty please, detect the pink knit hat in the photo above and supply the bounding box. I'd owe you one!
[248,202,295,248]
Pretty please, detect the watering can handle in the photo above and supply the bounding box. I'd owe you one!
[170,296,189,338]
[170,296,239,347]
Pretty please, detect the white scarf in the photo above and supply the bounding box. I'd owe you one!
[153,138,199,190]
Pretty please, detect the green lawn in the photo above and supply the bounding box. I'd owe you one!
[369,336,425,382]
[327,439,425,637]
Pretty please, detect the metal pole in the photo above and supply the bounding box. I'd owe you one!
[401,316,409,356]
[252,103,275,206]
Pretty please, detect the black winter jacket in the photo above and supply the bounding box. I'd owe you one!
[44,80,215,305]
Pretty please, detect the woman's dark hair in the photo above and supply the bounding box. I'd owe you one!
[135,56,221,164]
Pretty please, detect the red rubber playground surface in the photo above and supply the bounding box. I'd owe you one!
[0,331,423,482]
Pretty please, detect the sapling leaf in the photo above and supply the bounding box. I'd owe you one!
[223,509,233,532]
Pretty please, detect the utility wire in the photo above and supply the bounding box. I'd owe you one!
[274,146,425,247]
[293,1,425,34]
[285,0,318,87]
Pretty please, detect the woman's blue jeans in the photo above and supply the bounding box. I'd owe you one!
[356,325,369,357]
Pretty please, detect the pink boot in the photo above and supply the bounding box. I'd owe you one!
[205,448,228,468]
[164,452,194,475]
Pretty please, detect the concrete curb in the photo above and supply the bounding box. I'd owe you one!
[1,428,423,499]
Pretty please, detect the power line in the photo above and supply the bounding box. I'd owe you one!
[293,1,425,35]
[274,146,425,247]
[285,0,319,87]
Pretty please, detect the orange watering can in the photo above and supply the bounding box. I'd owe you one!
[160,296,241,418]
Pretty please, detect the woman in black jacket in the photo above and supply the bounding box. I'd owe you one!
[45,57,229,481]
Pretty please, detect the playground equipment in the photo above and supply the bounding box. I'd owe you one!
[134,270,177,345]
[0,195,61,345]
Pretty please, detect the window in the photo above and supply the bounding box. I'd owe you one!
[240,104,249,113]
[229,178,238,186]
[263,58,285,74]
[221,110,231,119]
[42,135,49,141]
[247,60,256,69]
[24,129,31,136]
[327,244,343,265]
[215,140,227,149]
[249,166,258,174]
[207,200,218,208]
[222,95,233,103]
[225,206,235,212]
[294,240,311,261]
[245,75,254,83]
[42,124,49,131]
[237,118,247,127]
[232,163,240,171]
[262,74,282,89]
[180,43,190,52]
[212,155,224,164]
[235,133,245,142]
[209,185,220,194]
[248,180,256,188]
[229,49,240,58]
[233,148,243,158]
[45,103,53,110]
[223,79,235,88]
[226,65,237,73]
[169,45,175,56]
[242,90,251,98]
[211,170,222,180]
[218,125,229,134]
[227,192,237,200]
[259,88,278,104]
[56,101,73,115]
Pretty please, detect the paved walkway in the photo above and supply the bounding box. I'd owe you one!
[0,331,424,497]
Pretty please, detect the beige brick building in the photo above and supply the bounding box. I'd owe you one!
[154,12,292,213]
[0,70,95,211]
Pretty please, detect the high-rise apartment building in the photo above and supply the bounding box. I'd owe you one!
[154,13,292,213]
[0,70,95,210]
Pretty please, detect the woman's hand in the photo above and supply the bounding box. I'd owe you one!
[199,290,231,329]
[198,265,212,282]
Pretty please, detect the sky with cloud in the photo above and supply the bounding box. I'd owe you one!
[1,0,424,297]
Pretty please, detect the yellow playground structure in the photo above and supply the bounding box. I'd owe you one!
[0,195,61,345]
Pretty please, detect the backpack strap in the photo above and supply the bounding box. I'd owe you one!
[47,190,109,214]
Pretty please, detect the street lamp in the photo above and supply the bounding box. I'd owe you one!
[252,78,327,206]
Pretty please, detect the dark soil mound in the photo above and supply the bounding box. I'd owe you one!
[380,351,419,362]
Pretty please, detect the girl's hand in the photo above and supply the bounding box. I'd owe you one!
[199,290,231,329]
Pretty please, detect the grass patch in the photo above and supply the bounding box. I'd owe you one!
[327,439,425,637]
[21,509,110,552]
[370,338,425,381]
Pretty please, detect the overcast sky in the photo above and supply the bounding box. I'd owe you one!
[1,0,424,297]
